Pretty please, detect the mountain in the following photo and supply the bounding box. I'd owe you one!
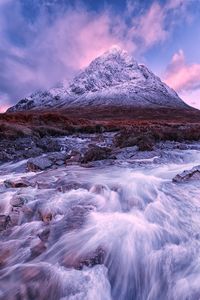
[8,47,188,112]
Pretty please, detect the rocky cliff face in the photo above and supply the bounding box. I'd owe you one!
[8,47,188,112]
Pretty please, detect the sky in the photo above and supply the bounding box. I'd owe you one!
[0,0,200,112]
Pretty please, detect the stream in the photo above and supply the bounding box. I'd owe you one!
[0,144,200,299]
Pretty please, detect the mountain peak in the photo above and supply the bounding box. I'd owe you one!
[8,48,188,112]
[91,46,137,69]
[68,47,139,96]
[102,45,129,59]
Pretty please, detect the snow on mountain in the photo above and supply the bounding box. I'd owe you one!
[8,46,188,112]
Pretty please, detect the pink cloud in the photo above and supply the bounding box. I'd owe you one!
[128,0,189,49]
[0,5,127,103]
[0,93,11,113]
[130,2,167,48]
[164,50,200,91]
[179,89,200,109]
[0,105,9,113]
[164,50,200,109]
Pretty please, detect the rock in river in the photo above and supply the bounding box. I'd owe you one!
[27,157,53,171]
[173,165,200,183]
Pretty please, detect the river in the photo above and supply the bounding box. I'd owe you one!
[0,143,200,299]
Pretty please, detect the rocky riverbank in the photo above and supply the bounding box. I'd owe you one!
[1,107,200,165]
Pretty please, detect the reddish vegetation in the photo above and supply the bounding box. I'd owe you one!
[0,106,200,142]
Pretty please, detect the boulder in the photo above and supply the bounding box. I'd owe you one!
[65,150,82,165]
[47,152,66,165]
[35,137,61,152]
[10,194,33,207]
[4,178,32,188]
[0,264,63,300]
[173,165,200,183]
[38,210,53,223]
[22,147,43,158]
[0,215,11,231]
[21,205,35,222]
[30,240,47,258]
[49,205,92,243]
[9,209,21,226]
[62,246,106,269]
[0,151,14,163]
[27,157,53,171]
[0,247,11,267]
[81,145,111,163]
[114,130,155,151]
[55,179,88,192]
[137,135,155,151]
[38,228,50,242]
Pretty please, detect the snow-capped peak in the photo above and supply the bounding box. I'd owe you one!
[96,45,135,65]
[8,48,188,112]
[68,46,143,95]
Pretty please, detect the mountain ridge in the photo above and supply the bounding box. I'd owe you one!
[8,46,189,112]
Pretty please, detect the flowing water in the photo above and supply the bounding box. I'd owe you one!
[0,146,200,299]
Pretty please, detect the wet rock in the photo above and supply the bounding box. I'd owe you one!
[0,137,43,163]
[48,152,66,161]
[9,209,21,226]
[4,178,32,188]
[55,160,65,166]
[0,151,14,163]
[90,184,109,195]
[0,136,62,164]
[137,135,155,151]
[38,227,50,242]
[114,130,156,151]
[173,165,200,183]
[47,152,66,165]
[81,159,115,168]
[65,150,82,165]
[62,247,106,269]
[49,205,93,243]
[0,215,11,231]
[10,197,24,207]
[0,247,11,267]
[43,213,52,223]
[12,137,35,151]
[21,205,35,222]
[36,137,61,152]
[10,194,33,207]
[36,181,56,189]
[81,145,111,163]
[78,247,106,268]
[56,179,88,192]
[38,210,53,223]
[30,240,47,258]
[9,195,34,226]
[22,147,43,158]
[113,131,137,148]
[27,156,53,171]
[0,264,63,300]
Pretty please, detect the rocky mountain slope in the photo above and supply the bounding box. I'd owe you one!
[8,47,188,112]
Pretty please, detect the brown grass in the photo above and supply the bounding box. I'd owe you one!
[0,106,200,141]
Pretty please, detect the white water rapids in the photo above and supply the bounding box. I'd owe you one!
[0,146,200,299]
